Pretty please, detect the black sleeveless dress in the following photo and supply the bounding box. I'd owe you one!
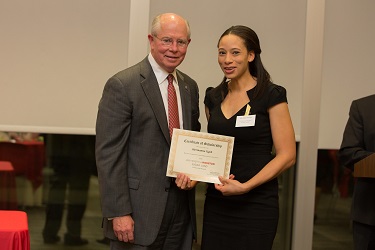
[201,83,287,250]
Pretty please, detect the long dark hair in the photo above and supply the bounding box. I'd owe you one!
[218,25,271,100]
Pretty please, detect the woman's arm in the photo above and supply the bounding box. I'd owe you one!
[205,105,210,121]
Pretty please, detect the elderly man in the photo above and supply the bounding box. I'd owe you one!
[96,13,200,250]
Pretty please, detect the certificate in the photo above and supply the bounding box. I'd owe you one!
[166,129,234,184]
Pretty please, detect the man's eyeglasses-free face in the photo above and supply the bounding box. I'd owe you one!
[153,36,189,48]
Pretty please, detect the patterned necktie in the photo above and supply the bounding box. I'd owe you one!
[167,74,180,138]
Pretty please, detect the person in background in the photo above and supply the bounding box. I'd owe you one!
[95,13,200,249]
[42,134,95,246]
[203,25,296,250]
[339,94,375,250]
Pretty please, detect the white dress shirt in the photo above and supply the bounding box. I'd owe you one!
[148,53,184,129]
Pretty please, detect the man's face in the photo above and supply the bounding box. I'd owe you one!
[148,17,190,73]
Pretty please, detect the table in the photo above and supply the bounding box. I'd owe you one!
[0,210,30,250]
[0,161,18,210]
[0,141,45,190]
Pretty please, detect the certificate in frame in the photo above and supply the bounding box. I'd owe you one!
[166,129,234,184]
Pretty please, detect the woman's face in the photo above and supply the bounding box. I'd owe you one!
[218,34,254,80]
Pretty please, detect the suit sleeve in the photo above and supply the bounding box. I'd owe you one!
[339,100,372,170]
[95,76,133,218]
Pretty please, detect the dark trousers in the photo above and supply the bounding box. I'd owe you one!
[111,182,193,250]
[43,160,90,238]
[353,221,375,250]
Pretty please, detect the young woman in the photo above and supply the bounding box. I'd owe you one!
[202,25,296,250]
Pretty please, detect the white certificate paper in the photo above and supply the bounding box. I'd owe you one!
[166,129,234,184]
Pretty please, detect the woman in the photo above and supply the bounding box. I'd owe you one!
[202,25,296,250]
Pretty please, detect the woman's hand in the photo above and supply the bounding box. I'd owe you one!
[214,175,248,196]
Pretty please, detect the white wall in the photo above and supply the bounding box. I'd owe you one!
[319,0,375,149]
[0,0,306,138]
[0,0,130,134]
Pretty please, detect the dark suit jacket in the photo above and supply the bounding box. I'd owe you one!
[95,57,200,246]
[339,94,375,226]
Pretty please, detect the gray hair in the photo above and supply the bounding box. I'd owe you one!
[151,13,191,39]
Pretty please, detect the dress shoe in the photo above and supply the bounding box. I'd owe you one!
[64,234,88,246]
[43,235,60,244]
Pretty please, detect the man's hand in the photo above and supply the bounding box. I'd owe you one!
[175,173,197,190]
[113,215,135,243]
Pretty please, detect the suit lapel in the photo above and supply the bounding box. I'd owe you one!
[139,58,171,143]
[177,71,192,130]
[139,59,192,143]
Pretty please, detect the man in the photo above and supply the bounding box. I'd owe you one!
[95,13,200,250]
[339,94,375,250]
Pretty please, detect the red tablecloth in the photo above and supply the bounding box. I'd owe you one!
[0,211,30,250]
[0,141,45,189]
[0,161,18,209]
